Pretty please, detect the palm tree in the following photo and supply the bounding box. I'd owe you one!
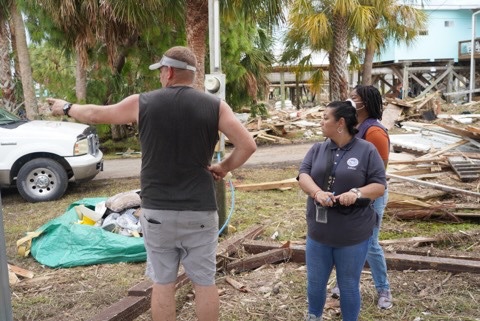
[0,0,38,118]
[358,0,426,85]
[31,0,173,102]
[288,0,375,101]
[0,0,15,110]
[186,0,286,90]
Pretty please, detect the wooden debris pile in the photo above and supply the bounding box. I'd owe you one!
[239,105,325,144]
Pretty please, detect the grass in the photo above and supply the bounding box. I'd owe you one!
[2,166,480,321]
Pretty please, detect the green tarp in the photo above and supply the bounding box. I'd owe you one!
[30,198,146,268]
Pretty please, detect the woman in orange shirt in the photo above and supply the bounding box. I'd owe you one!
[331,85,393,310]
[351,85,392,309]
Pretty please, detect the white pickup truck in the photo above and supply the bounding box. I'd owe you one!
[0,108,103,202]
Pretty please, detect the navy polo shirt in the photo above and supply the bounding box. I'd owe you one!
[299,138,386,247]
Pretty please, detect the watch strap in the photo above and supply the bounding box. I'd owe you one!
[63,103,73,116]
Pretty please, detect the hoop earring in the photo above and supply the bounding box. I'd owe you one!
[337,127,344,134]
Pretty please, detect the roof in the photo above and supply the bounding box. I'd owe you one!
[406,0,480,10]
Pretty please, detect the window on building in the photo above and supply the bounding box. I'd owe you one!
[444,21,454,27]
[419,30,428,36]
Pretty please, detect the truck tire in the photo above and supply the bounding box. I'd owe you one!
[16,158,69,202]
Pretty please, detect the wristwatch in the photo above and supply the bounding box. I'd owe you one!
[63,102,73,117]
[350,188,362,198]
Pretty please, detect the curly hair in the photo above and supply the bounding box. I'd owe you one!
[354,85,383,120]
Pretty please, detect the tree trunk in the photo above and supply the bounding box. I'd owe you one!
[186,0,208,90]
[111,124,128,141]
[0,21,15,109]
[330,13,349,101]
[75,48,87,103]
[11,2,37,119]
[361,44,375,86]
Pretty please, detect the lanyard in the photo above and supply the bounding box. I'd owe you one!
[327,149,347,191]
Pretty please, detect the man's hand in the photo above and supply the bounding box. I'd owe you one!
[208,163,228,181]
[46,98,68,116]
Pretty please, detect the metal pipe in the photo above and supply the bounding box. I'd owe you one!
[0,192,14,321]
[208,0,214,74]
[469,10,480,102]
[213,0,221,72]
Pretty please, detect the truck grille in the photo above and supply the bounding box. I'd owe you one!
[88,133,100,156]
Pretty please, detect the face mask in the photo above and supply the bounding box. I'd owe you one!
[347,98,364,111]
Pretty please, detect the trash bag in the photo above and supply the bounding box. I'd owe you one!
[29,198,146,268]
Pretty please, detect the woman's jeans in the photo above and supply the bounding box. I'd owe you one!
[306,236,370,321]
[367,189,390,292]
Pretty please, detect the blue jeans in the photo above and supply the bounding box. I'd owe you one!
[367,189,390,292]
[306,236,370,321]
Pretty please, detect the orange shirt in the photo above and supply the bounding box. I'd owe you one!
[364,126,389,162]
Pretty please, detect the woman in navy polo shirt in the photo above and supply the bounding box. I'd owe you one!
[298,100,386,321]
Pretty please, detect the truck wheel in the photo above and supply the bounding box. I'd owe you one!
[16,158,68,202]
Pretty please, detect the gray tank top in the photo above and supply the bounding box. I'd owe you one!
[138,86,220,210]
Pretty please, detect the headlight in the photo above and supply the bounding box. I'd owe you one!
[74,138,89,155]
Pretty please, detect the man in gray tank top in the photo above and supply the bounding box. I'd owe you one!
[48,46,256,321]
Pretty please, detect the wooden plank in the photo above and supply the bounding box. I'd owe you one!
[387,173,480,197]
[242,240,480,273]
[388,158,443,165]
[87,296,150,321]
[242,240,305,263]
[417,139,468,159]
[379,237,438,246]
[387,166,447,177]
[465,125,480,134]
[226,248,292,273]
[388,190,446,202]
[234,178,298,191]
[436,123,480,140]
[217,224,265,257]
[381,103,404,130]
[395,250,480,262]
[7,264,34,279]
[384,252,480,274]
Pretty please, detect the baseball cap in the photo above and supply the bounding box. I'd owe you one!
[149,55,196,71]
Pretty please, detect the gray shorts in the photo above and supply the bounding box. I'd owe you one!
[140,208,219,286]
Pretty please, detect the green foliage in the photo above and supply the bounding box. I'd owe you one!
[249,102,269,118]
[100,136,141,155]
[221,19,276,113]
[29,44,76,101]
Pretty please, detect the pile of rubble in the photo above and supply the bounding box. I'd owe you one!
[239,93,480,221]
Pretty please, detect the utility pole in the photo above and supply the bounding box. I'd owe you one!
[207,0,228,234]
[0,192,14,321]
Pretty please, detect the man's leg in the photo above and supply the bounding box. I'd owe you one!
[194,284,220,321]
[151,283,176,321]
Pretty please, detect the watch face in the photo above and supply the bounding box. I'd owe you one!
[63,103,72,115]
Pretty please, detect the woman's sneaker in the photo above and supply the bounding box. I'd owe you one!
[305,313,322,321]
[377,289,393,309]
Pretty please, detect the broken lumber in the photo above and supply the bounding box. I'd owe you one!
[242,240,306,263]
[384,252,480,274]
[242,240,480,274]
[234,177,298,191]
[226,248,292,273]
[7,264,34,279]
[225,276,250,293]
[387,173,480,197]
[379,236,438,246]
